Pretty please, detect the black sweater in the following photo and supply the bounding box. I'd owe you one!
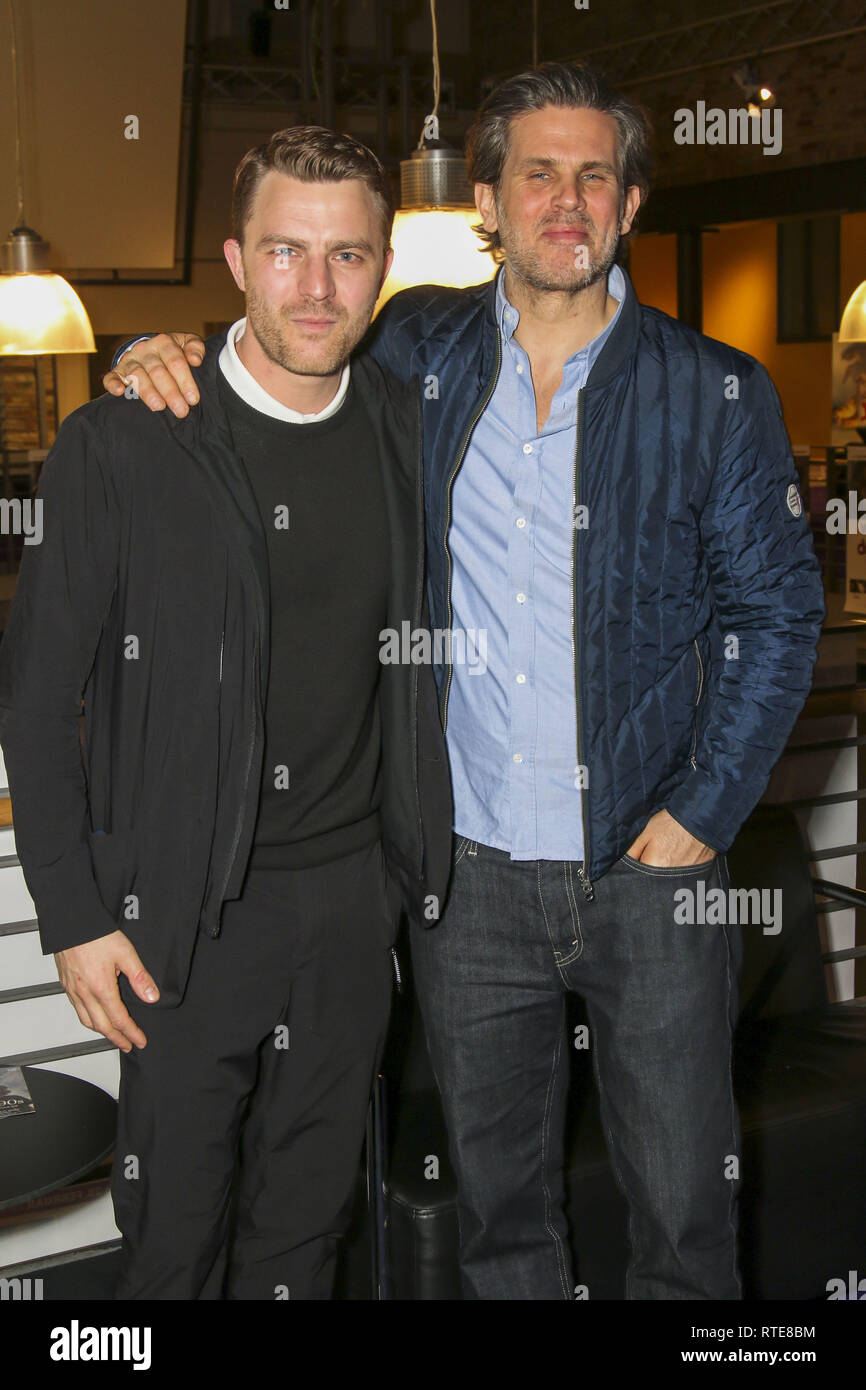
[218,369,389,869]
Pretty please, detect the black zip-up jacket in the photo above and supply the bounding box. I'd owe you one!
[0,334,453,1006]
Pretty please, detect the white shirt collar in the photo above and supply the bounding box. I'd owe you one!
[217,317,351,423]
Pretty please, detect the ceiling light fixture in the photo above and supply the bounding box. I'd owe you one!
[378,0,494,309]
[732,62,775,115]
[0,0,95,355]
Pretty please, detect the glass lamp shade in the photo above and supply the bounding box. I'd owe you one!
[839,281,866,342]
[0,271,96,354]
[375,209,495,313]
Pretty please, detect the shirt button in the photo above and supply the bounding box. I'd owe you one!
[516,592,526,604]
[516,516,526,528]
[515,673,526,684]
[515,363,524,374]
[522,443,533,455]
[513,752,524,764]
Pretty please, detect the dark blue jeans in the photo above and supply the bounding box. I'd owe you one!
[409,835,744,1300]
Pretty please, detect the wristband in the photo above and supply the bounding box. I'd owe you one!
[110,335,156,372]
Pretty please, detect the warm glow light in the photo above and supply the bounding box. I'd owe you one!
[0,272,96,354]
[840,281,866,341]
[759,86,773,101]
[375,209,495,314]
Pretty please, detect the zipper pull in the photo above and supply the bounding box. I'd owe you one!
[577,865,595,901]
[391,947,403,993]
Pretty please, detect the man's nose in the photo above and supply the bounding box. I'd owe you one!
[296,257,335,300]
[553,176,586,211]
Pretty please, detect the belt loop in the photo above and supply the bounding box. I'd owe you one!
[468,840,478,857]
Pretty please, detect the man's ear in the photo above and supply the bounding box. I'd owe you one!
[475,183,498,235]
[224,239,246,293]
[619,185,642,238]
[379,244,395,293]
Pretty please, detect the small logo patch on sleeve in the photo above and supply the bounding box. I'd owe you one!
[786,483,803,517]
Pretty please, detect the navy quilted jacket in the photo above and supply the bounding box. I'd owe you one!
[363,264,825,888]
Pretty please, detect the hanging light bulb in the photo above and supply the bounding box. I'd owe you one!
[733,62,776,111]
[0,0,95,355]
[377,0,494,311]
[0,226,95,355]
[380,147,495,308]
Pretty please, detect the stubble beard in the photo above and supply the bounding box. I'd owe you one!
[497,194,622,298]
[244,282,377,378]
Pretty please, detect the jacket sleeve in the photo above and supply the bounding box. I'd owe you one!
[364,292,424,382]
[0,411,123,954]
[110,335,156,370]
[664,358,825,851]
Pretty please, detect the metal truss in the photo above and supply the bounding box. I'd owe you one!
[184,61,438,112]
[570,0,866,87]
[184,64,304,105]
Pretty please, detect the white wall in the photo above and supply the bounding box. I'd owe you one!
[0,745,120,1272]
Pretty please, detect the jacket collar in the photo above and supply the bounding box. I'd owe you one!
[152,330,234,450]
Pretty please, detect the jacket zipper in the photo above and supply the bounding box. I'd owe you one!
[411,387,425,878]
[391,946,403,992]
[207,569,264,936]
[441,333,502,731]
[689,636,705,769]
[208,640,260,935]
[202,629,228,936]
[572,390,594,900]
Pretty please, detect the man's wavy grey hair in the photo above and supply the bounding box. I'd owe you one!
[465,61,654,263]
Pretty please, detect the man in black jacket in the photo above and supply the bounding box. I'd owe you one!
[0,126,451,1300]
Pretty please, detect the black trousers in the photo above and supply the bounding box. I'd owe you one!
[110,840,396,1300]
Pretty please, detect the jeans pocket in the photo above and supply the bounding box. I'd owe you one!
[619,852,719,878]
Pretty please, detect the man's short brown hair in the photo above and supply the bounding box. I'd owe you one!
[231,125,395,252]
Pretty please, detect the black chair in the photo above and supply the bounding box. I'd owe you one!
[377,804,866,1299]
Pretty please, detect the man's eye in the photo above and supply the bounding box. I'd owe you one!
[530,172,549,180]
[336,252,359,262]
[272,247,293,257]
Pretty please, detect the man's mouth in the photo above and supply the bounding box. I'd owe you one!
[291,318,338,331]
[541,226,590,242]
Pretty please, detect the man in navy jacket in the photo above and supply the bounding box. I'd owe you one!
[105,63,825,1299]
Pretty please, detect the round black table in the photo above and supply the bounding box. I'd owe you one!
[0,1066,117,1211]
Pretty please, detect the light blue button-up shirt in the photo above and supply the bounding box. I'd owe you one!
[446,263,625,860]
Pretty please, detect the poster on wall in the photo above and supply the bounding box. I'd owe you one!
[843,443,866,616]
[832,334,866,445]
[845,529,866,616]
[833,336,866,615]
